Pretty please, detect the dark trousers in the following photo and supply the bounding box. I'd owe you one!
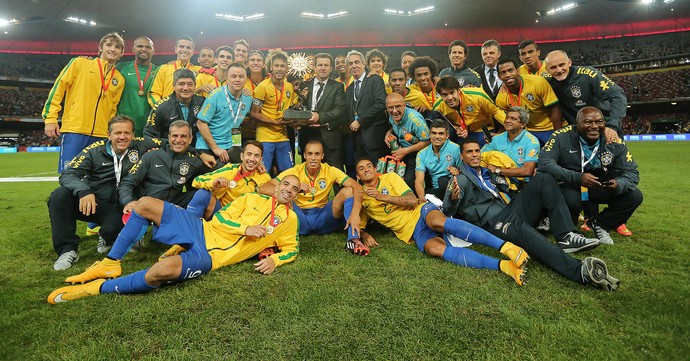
[354,129,389,166]
[400,152,417,190]
[487,173,583,283]
[560,184,644,231]
[427,176,451,200]
[48,186,124,256]
[342,132,356,179]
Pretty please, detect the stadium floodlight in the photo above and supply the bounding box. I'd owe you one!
[327,11,348,18]
[383,6,435,16]
[64,17,97,26]
[537,2,579,16]
[215,13,264,22]
[301,12,325,19]
[301,11,348,19]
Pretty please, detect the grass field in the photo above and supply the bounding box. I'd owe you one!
[0,142,688,360]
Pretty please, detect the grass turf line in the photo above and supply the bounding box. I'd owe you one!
[0,142,688,360]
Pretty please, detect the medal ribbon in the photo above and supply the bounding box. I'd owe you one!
[506,77,523,108]
[232,166,254,183]
[305,167,320,192]
[456,91,467,130]
[269,196,290,227]
[274,81,285,112]
[422,87,436,107]
[134,62,153,95]
[97,59,115,93]
[223,86,244,127]
[173,61,191,71]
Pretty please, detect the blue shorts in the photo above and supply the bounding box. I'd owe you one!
[262,141,293,173]
[529,130,554,146]
[412,203,448,253]
[156,202,213,281]
[59,133,106,173]
[292,200,343,236]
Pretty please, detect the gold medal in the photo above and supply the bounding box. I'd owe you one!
[228,180,237,188]
[266,226,274,234]
[310,187,317,194]
[138,89,145,96]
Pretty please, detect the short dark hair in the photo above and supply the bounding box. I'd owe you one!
[108,115,134,133]
[365,48,388,67]
[228,62,246,71]
[576,106,604,123]
[497,58,519,70]
[216,46,234,58]
[388,67,406,77]
[518,39,538,51]
[271,52,288,64]
[173,68,196,84]
[243,140,264,154]
[408,56,438,79]
[176,35,195,48]
[460,138,480,152]
[448,40,469,56]
[482,39,501,52]
[314,53,333,65]
[436,76,461,92]
[429,119,449,132]
[355,157,373,168]
[304,139,324,151]
[233,39,249,50]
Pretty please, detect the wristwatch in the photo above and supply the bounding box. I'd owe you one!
[493,168,501,175]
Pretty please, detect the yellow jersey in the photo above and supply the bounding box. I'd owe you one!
[360,172,423,244]
[253,78,299,142]
[408,84,440,109]
[192,163,271,207]
[276,162,349,209]
[335,76,354,90]
[42,57,125,138]
[204,193,299,270]
[195,68,225,98]
[495,74,559,131]
[148,60,202,107]
[434,88,506,133]
[385,86,432,109]
[518,62,550,78]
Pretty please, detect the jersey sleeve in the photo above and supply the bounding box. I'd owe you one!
[538,132,582,185]
[390,173,412,196]
[252,82,268,105]
[329,166,349,186]
[537,77,559,107]
[213,194,251,235]
[415,150,427,172]
[269,213,300,267]
[148,65,167,107]
[523,134,541,163]
[42,58,80,124]
[59,144,95,198]
[592,71,627,132]
[192,164,238,190]
[484,98,506,124]
[197,95,217,124]
[411,112,430,141]
[143,100,165,139]
[118,154,150,206]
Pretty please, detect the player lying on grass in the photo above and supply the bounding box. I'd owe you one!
[47,175,301,304]
[355,158,529,285]
[259,140,371,256]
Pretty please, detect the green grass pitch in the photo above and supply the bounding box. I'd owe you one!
[0,142,688,360]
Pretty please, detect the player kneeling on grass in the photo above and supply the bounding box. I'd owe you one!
[355,158,528,285]
[48,176,301,304]
[259,140,371,255]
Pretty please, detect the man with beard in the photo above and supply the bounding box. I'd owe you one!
[116,36,157,136]
[538,107,643,245]
[148,35,201,107]
[494,58,561,145]
[48,176,302,304]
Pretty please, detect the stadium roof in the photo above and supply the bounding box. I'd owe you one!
[1,0,688,53]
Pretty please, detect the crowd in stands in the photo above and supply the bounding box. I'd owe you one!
[0,88,49,116]
[18,130,60,146]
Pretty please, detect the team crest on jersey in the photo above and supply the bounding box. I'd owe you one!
[241,103,246,111]
[465,105,474,113]
[494,176,506,185]
[458,77,466,86]
[286,91,291,98]
[445,153,453,162]
[318,179,327,189]
[128,150,139,163]
[601,151,613,166]
[179,162,190,175]
[381,187,389,195]
[517,147,524,156]
[272,215,283,226]
[570,86,582,98]
[177,176,186,184]
[526,93,535,101]
[112,78,118,86]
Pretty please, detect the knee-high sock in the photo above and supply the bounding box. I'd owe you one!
[444,218,505,250]
[100,269,158,294]
[187,189,211,219]
[107,211,150,260]
[442,246,500,270]
[342,197,359,240]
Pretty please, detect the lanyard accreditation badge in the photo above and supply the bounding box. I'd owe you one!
[224,86,244,146]
[579,143,599,201]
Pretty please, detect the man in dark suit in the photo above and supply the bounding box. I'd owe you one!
[474,39,503,101]
[299,53,348,170]
[345,50,389,165]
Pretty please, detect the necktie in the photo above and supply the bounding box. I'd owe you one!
[354,80,361,100]
[488,68,496,92]
[315,82,324,108]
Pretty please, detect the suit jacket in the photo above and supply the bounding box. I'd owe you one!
[302,78,347,147]
[475,64,501,101]
[345,73,388,156]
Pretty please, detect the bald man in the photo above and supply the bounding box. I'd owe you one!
[384,92,430,189]
[545,50,627,144]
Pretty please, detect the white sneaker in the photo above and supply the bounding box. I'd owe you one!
[96,236,111,254]
[53,250,79,271]
[587,220,615,245]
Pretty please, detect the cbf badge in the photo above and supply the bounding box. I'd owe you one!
[112,78,119,86]
[318,179,327,189]
[601,151,613,166]
[526,93,535,101]
[381,187,389,195]
[179,162,190,175]
[570,86,582,98]
[466,105,474,113]
[445,153,453,162]
[128,150,139,163]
